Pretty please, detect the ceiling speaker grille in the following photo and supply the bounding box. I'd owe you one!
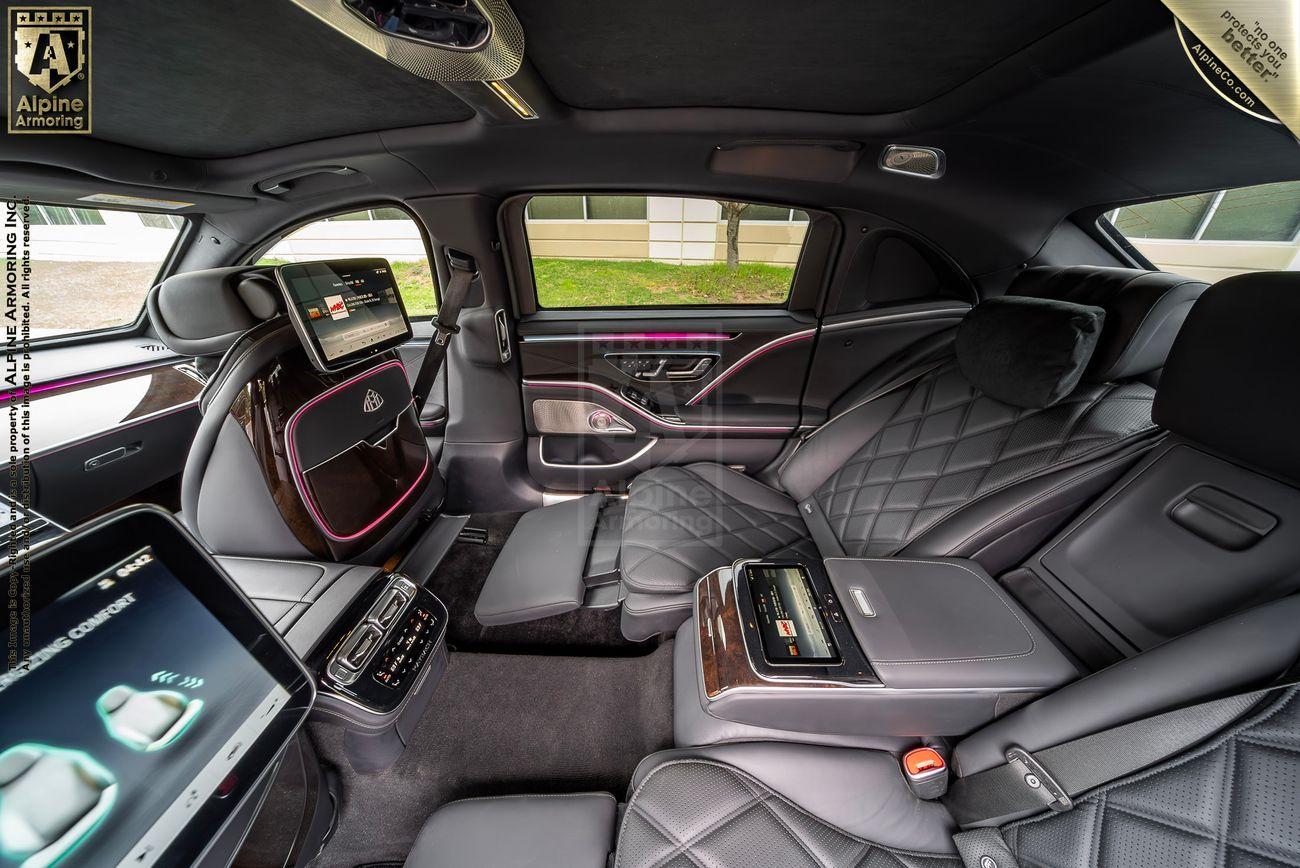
[880,145,945,179]
[288,0,524,82]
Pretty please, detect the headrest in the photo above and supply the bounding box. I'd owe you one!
[147,268,282,357]
[956,296,1105,409]
[1008,266,1208,382]
[1153,272,1300,484]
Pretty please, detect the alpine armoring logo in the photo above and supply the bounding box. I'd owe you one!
[8,7,92,134]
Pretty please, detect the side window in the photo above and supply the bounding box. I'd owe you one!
[258,208,437,317]
[523,195,809,308]
[32,204,185,339]
[1103,180,1300,281]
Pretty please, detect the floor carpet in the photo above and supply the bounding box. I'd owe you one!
[308,644,675,866]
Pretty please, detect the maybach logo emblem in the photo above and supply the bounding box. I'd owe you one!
[363,389,385,413]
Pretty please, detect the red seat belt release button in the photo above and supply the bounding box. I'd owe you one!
[902,747,949,800]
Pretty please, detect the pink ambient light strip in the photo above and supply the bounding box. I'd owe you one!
[686,330,815,405]
[520,332,734,343]
[285,360,430,542]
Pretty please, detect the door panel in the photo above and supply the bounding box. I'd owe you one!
[17,338,205,524]
[802,301,971,412]
[517,312,816,490]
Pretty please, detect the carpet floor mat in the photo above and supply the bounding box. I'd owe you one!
[308,644,674,866]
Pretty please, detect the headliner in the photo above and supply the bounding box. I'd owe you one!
[509,0,1109,113]
[3,0,1297,279]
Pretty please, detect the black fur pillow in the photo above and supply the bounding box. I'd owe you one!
[956,296,1105,408]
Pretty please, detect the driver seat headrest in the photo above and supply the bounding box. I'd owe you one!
[147,267,282,357]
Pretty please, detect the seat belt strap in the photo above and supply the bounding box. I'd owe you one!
[944,673,1300,828]
[412,249,477,413]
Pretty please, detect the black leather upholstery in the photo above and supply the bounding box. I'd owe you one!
[800,366,1158,559]
[411,595,1300,868]
[619,464,820,595]
[475,494,603,625]
[147,266,283,358]
[619,747,960,865]
[1154,271,1300,485]
[1006,265,1209,383]
[476,266,1200,632]
[611,269,1187,603]
[405,793,617,868]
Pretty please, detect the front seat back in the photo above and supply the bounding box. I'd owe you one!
[148,267,442,564]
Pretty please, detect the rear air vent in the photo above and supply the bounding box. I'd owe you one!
[456,526,490,545]
[879,145,945,180]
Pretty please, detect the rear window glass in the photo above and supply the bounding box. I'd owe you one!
[523,195,809,308]
[257,207,437,317]
[1104,180,1300,281]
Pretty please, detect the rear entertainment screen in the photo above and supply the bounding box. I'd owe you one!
[744,563,841,665]
[277,258,413,371]
[0,511,310,868]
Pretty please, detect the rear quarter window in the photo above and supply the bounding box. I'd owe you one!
[1104,180,1300,282]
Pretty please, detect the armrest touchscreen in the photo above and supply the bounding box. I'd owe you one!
[0,507,313,868]
[276,258,414,372]
[743,562,841,666]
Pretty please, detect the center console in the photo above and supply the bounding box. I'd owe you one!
[693,557,1077,740]
[310,573,449,772]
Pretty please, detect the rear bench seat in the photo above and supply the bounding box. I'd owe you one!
[476,266,1208,638]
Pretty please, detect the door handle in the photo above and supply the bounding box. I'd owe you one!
[664,358,714,379]
[84,442,142,471]
[605,353,716,381]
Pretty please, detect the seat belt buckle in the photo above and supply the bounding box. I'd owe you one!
[901,747,949,800]
[1005,746,1073,812]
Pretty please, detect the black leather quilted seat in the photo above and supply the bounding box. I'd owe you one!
[474,266,1208,637]
[618,267,1206,606]
[406,594,1300,868]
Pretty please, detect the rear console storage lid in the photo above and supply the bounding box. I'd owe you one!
[824,558,1078,690]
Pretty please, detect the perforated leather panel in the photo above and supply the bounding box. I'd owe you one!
[813,363,1158,557]
[620,465,820,594]
[616,758,961,868]
[1006,688,1300,868]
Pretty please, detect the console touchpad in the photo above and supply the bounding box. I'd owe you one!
[743,563,841,665]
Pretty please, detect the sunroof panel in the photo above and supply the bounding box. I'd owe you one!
[511,0,1107,114]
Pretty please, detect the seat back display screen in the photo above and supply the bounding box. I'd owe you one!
[277,258,414,372]
[743,563,841,665]
[0,511,310,868]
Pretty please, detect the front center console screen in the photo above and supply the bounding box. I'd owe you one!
[276,258,414,372]
[0,508,313,868]
[743,563,841,666]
